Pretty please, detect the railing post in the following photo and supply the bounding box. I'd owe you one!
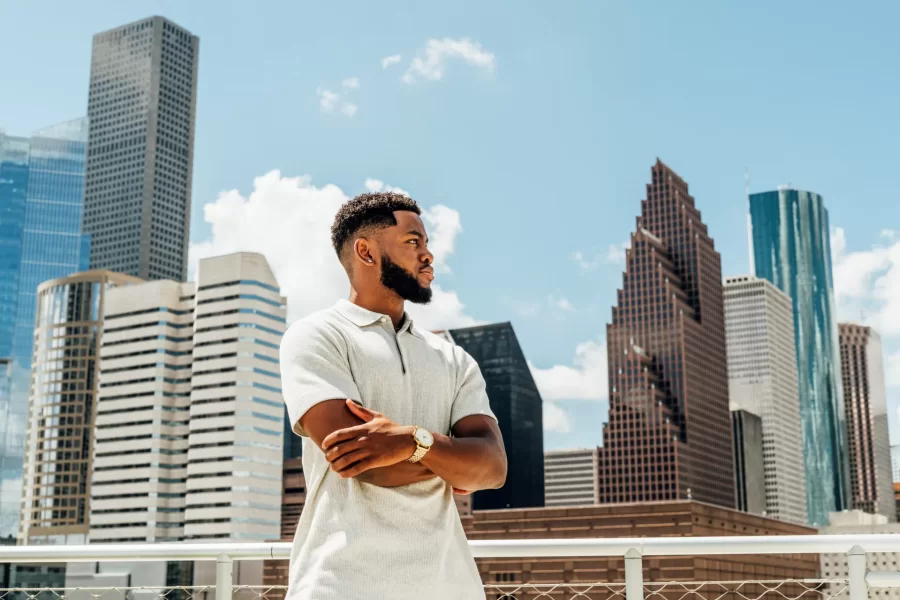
[625,548,644,600]
[848,545,867,600]
[216,553,233,600]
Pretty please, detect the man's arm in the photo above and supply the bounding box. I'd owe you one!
[322,401,507,493]
[300,399,436,487]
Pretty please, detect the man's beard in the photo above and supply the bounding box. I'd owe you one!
[380,253,432,304]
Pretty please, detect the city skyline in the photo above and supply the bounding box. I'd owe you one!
[0,1,898,455]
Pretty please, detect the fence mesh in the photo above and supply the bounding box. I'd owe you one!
[0,580,850,600]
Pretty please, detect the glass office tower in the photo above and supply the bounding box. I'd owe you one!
[0,120,90,539]
[749,187,849,526]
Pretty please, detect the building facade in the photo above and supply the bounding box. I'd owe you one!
[463,501,817,596]
[544,449,599,507]
[731,409,765,515]
[598,160,734,508]
[83,16,199,281]
[0,120,91,538]
[723,275,807,524]
[87,253,286,544]
[749,188,848,525]
[892,446,900,483]
[838,323,894,521]
[447,323,545,510]
[820,510,900,600]
[18,270,141,544]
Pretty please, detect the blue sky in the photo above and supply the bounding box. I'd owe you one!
[2,0,899,451]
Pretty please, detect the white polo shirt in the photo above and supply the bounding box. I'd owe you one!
[280,299,496,600]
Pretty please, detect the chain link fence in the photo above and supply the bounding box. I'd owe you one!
[0,579,851,600]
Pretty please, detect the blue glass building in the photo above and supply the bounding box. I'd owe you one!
[749,188,849,526]
[0,120,90,539]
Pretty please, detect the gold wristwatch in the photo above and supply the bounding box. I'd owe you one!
[407,427,434,463]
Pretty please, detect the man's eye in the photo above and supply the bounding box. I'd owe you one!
[409,239,418,246]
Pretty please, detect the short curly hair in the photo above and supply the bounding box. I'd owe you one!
[331,192,421,262]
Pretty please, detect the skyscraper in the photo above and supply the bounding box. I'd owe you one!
[446,323,545,510]
[83,16,199,281]
[724,275,807,525]
[19,270,141,544]
[838,323,894,521]
[0,120,91,539]
[88,253,286,544]
[598,160,734,508]
[749,188,848,525]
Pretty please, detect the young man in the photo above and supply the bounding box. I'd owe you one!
[280,192,508,599]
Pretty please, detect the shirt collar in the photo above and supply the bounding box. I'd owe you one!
[335,299,421,336]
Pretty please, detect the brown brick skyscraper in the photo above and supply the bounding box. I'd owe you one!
[598,160,735,508]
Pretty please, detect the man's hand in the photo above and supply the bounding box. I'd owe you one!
[321,400,417,478]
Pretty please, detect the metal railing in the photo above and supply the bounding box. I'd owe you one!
[1,534,900,600]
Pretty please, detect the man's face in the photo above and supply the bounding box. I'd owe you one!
[377,211,434,304]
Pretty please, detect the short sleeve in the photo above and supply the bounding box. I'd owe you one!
[450,349,497,428]
[280,317,361,437]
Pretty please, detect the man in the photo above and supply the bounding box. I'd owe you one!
[280,192,508,599]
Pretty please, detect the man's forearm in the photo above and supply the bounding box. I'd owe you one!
[417,432,506,492]
[354,461,436,487]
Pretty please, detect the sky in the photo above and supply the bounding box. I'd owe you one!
[1,0,899,451]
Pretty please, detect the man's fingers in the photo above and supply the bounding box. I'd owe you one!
[338,458,376,479]
[346,400,380,422]
[330,449,370,473]
[322,425,366,450]
[325,438,363,463]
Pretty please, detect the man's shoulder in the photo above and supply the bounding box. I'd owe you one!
[282,305,347,350]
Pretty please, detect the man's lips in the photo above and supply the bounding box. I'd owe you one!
[419,269,434,281]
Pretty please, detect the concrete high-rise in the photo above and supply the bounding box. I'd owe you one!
[88,253,286,544]
[731,409,765,515]
[723,275,807,525]
[18,270,141,545]
[838,323,894,521]
[83,16,199,281]
[598,160,734,508]
[0,120,92,539]
[444,323,545,510]
[749,188,849,525]
[544,449,599,507]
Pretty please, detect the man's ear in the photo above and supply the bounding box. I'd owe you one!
[354,238,376,265]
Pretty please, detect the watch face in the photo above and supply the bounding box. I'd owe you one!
[415,428,434,446]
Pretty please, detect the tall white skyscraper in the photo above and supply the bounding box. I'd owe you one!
[724,275,807,525]
[89,253,286,544]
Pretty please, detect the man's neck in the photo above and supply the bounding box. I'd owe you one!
[347,288,405,328]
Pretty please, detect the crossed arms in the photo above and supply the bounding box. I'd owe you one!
[299,399,507,492]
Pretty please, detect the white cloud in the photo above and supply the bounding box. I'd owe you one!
[342,77,360,89]
[549,294,575,313]
[402,38,496,84]
[364,178,410,198]
[831,227,900,334]
[382,54,402,69]
[529,340,608,402]
[606,241,629,264]
[188,170,478,330]
[572,250,600,271]
[543,402,572,433]
[317,88,340,112]
[317,86,358,117]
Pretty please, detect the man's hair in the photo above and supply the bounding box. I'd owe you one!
[331,192,420,263]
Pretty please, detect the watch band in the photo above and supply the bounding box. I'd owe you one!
[407,445,429,463]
